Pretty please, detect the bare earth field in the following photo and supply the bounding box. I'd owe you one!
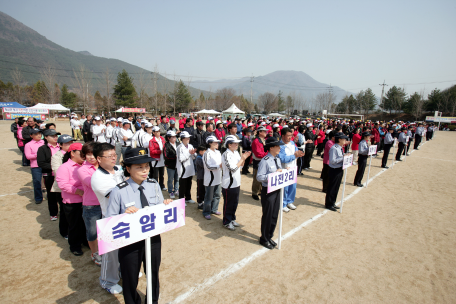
[0,120,455,304]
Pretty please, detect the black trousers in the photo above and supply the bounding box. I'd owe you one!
[316,143,324,155]
[179,176,192,201]
[43,175,59,217]
[152,166,165,189]
[414,134,421,149]
[396,142,405,160]
[297,153,304,174]
[84,132,92,143]
[325,167,343,208]
[260,187,280,243]
[407,140,412,153]
[303,146,314,168]
[119,235,161,304]
[241,154,251,174]
[58,200,69,238]
[426,131,433,140]
[197,179,205,205]
[354,155,368,185]
[62,202,86,252]
[382,144,392,167]
[222,187,240,225]
[379,138,384,151]
[321,163,330,192]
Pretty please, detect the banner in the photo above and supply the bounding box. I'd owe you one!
[97,199,185,255]
[425,116,456,123]
[120,108,146,113]
[4,113,46,120]
[368,145,377,156]
[343,154,353,169]
[267,166,297,194]
[3,107,49,114]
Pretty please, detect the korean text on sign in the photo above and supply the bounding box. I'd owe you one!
[368,145,377,156]
[267,166,298,193]
[343,154,353,170]
[97,199,185,255]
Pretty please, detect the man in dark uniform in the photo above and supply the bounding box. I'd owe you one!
[256,137,284,250]
[106,148,172,304]
[414,123,425,149]
[381,127,394,168]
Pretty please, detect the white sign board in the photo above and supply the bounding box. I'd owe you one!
[368,145,377,156]
[343,154,353,169]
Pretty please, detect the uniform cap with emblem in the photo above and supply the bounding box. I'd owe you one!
[145,122,153,128]
[180,131,191,138]
[335,132,349,140]
[224,135,241,147]
[123,119,131,125]
[117,117,123,122]
[57,134,74,143]
[265,137,285,147]
[167,130,177,137]
[123,148,154,164]
[206,135,221,143]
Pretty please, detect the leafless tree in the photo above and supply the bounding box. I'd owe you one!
[215,88,235,111]
[73,64,91,114]
[40,64,58,103]
[102,68,113,113]
[259,92,277,113]
[137,69,148,109]
[11,67,27,103]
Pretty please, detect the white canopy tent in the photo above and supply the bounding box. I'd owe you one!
[222,103,245,118]
[194,109,222,115]
[29,103,70,111]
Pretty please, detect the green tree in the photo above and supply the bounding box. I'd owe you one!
[277,90,285,112]
[113,69,137,107]
[286,95,294,116]
[383,86,407,114]
[362,88,377,119]
[404,92,425,120]
[60,84,77,109]
[427,88,442,112]
[174,80,192,112]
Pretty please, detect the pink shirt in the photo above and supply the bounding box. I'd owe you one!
[24,139,45,168]
[77,161,99,206]
[56,159,83,204]
[323,140,335,165]
[48,143,61,156]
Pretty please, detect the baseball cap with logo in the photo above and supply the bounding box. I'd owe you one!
[57,134,74,144]
[152,126,160,132]
[224,135,241,147]
[180,131,191,138]
[206,135,220,143]
[123,148,154,164]
[167,130,177,137]
[94,116,101,121]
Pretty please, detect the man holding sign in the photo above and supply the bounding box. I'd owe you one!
[106,148,172,304]
[325,133,349,212]
[353,131,371,187]
[256,137,284,250]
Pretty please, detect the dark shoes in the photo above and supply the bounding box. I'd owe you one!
[252,195,260,201]
[72,249,83,256]
[269,239,277,247]
[381,166,389,169]
[35,200,42,204]
[354,183,363,187]
[325,206,337,212]
[259,239,274,250]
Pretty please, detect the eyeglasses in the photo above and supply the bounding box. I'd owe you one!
[101,154,117,159]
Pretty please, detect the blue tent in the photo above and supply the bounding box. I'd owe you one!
[0,102,26,108]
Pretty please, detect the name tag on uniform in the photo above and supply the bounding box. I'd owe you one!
[125,201,135,207]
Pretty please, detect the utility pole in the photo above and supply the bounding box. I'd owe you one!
[153,65,158,116]
[379,80,388,121]
[85,83,88,115]
[250,75,254,104]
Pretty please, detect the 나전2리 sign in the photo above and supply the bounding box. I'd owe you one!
[96,199,185,255]
[368,145,377,156]
[343,154,353,169]
[267,166,297,193]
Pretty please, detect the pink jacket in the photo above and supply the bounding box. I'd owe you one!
[56,158,83,204]
[17,126,24,147]
[24,139,45,168]
[77,161,99,206]
[323,140,334,165]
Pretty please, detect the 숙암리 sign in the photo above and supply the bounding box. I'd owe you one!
[343,154,353,169]
[267,166,297,193]
[3,107,49,114]
[368,145,377,156]
[97,199,185,255]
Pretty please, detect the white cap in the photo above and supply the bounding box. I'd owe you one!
[167,130,177,137]
[224,135,241,147]
[208,116,213,120]
[94,116,101,121]
[180,131,191,138]
[283,125,288,128]
[145,122,153,128]
[273,124,279,128]
[152,126,160,132]
[248,123,254,127]
[223,121,227,124]
[261,122,266,126]
[307,123,313,128]
[123,119,131,124]
[141,119,147,124]
[117,117,123,122]
[206,135,220,143]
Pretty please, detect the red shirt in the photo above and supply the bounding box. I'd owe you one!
[351,134,362,151]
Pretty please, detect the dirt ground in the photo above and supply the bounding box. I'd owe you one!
[0,120,455,304]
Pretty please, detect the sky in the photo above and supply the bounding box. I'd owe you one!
[1,0,456,98]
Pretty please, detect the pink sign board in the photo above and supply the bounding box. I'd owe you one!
[267,166,297,194]
[97,199,185,255]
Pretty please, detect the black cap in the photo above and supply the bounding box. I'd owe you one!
[123,148,154,164]
[57,134,74,144]
[265,137,285,147]
[335,132,349,140]
[42,129,59,137]
[401,127,407,131]
[388,127,394,131]
[30,128,41,135]
[361,131,371,137]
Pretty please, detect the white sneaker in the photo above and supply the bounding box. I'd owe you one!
[304,168,309,171]
[353,162,358,166]
[308,167,313,169]
[287,203,297,210]
[186,199,196,204]
[170,192,175,199]
[283,206,290,213]
[91,252,102,266]
[224,222,235,231]
[104,284,123,294]
[231,220,240,227]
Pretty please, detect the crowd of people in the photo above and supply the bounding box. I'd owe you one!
[10,113,438,304]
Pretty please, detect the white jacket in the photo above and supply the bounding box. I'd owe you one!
[176,143,196,179]
[203,149,222,186]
